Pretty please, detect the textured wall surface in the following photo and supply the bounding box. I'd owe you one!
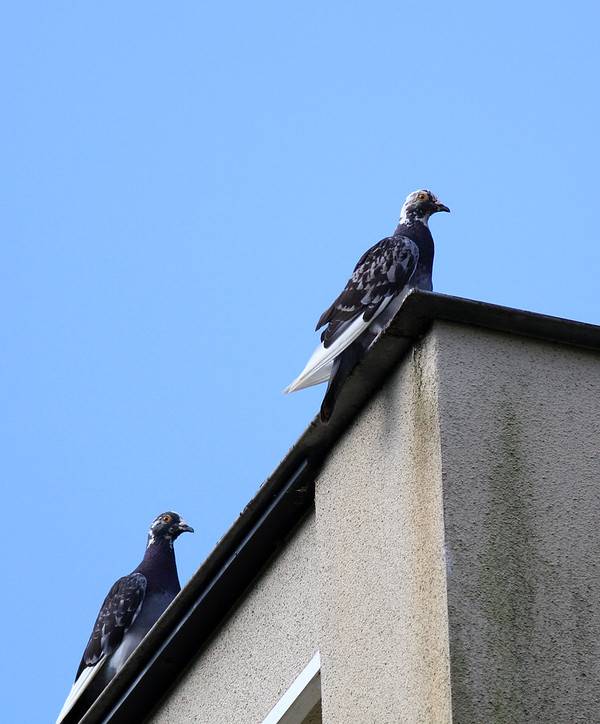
[146,510,320,724]
[435,321,600,724]
[314,333,452,724]
[144,320,600,724]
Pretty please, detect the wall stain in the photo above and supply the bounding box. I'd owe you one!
[448,396,544,723]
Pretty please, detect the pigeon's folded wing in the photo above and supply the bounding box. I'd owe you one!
[77,572,147,676]
[285,236,418,393]
[56,573,147,724]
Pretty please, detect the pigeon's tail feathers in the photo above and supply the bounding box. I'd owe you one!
[284,342,340,393]
[284,296,394,394]
[285,315,372,392]
[56,658,107,724]
[284,358,333,392]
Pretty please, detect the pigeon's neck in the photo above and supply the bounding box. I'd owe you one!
[398,208,432,227]
[135,537,181,593]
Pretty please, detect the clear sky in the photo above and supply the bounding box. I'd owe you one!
[1,2,599,720]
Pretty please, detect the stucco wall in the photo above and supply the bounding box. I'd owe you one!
[434,321,600,723]
[314,332,452,724]
[146,510,320,724]
[144,318,600,724]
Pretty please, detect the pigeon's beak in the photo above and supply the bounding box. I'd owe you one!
[436,202,450,213]
[178,520,194,534]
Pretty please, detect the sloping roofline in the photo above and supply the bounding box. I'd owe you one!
[69,291,600,723]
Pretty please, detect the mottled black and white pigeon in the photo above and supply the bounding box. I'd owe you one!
[284,189,449,422]
[56,512,193,724]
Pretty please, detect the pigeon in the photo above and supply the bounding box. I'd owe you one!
[284,189,449,423]
[56,511,193,724]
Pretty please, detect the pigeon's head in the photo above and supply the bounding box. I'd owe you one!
[400,189,450,225]
[147,511,194,548]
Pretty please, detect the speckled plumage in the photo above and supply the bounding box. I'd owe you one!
[284,189,449,422]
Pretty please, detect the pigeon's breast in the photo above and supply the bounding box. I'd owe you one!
[409,265,433,292]
[108,590,175,675]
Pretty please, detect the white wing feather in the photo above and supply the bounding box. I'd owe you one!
[55,658,107,724]
[284,296,394,393]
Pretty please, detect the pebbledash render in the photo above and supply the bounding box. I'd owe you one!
[66,291,600,724]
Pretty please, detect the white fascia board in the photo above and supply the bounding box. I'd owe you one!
[261,652,321,724]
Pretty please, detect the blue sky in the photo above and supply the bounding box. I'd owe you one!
[1,2,599,720]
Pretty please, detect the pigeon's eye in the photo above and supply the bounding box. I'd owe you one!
[162,515,172,523]
[418,192,427,201]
